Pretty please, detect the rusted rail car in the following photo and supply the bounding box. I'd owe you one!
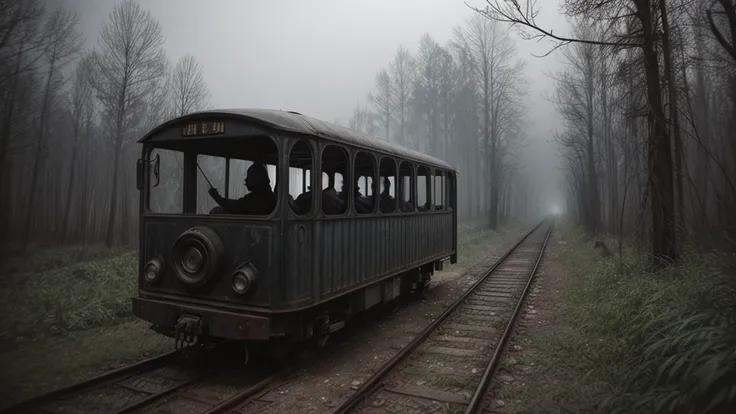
[132,109,457,352]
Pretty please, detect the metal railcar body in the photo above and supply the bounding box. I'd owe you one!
[132,109,457,348]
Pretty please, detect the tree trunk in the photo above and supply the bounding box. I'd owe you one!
[659,0,685,238]
[637,0,678,266]
[21,57,56,253]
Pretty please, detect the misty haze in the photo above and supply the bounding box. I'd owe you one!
[0,0,734,413]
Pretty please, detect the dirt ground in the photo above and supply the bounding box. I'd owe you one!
[237,227,528,414]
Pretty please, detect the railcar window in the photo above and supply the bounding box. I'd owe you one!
[228,159,250,200]
[289,140,313,216]
[197,154,277,216]
[398,161,415,212]
[416,166,431,212]
[434,170,445,210]
[378,157,397,213]
[148,148,184,213]
[197,155,226,214]
[354,152,375,214]
[321,145,349,215]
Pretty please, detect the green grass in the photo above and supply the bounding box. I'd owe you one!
[0,243,130,277]
[453,219,525,266]
[0,249,138,348]
[542,223,736,413]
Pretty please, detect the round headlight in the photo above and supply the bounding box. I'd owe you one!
[232,272,250,293]
[144,256,164,283]
[231,263,259,295]
[171,227,225,287]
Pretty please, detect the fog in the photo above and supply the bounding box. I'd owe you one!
[11,0,732,256]
[65,0,568,216]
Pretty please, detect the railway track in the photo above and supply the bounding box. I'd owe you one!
[1,346,287,414]
[331,218,553,414]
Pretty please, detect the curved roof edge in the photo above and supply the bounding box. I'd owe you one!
[139,108,454,170]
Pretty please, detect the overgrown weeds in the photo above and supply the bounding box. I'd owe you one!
[0,250,137,350]
[0,243,130,276]
[557,224,736,413]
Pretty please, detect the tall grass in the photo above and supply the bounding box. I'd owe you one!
[559,225,736,413]
[0,243,130,276]
[0,251,138,349]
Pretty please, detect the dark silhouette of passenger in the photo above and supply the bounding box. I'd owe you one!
[208,163,276,215]
[380,177,394,200]
[378,177,397,213]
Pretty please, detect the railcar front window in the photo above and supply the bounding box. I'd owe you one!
[148,148,184,214]
[198,154,277,216]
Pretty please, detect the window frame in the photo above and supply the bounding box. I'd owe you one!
[141,135,282,221]
[416,164,432,212]
[354,150,378,215]
[286,137,317,219]
[320,142,351,218]
[378,156,398,214]
[433,168,446,211]
[398,160,416,214]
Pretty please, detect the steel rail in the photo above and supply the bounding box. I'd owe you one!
[464,221,553,413]
[330,218,549,414]
[0,350,181,413]
[203,365,290,414]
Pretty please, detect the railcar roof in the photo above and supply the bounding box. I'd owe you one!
[139,108,454,170]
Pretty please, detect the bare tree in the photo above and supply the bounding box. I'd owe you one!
[389,46,415,147]
[348,103,376,135]
[367,69,392,141]
[453,14,527,229]
[60,52,94,243]
[706,0,736,63]
[91,0,167,247]
[20,7,81,252]
[170,54,211,117]
[476,0,678,266]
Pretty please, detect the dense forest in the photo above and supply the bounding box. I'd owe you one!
[0,0,215,250]
[3,0,735,271]
[0,0,545,252]
[340,16,542,228]
[474,0,735,267]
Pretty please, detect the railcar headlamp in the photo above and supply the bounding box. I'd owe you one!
[231,263,259,295]
[144,256,165,283]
